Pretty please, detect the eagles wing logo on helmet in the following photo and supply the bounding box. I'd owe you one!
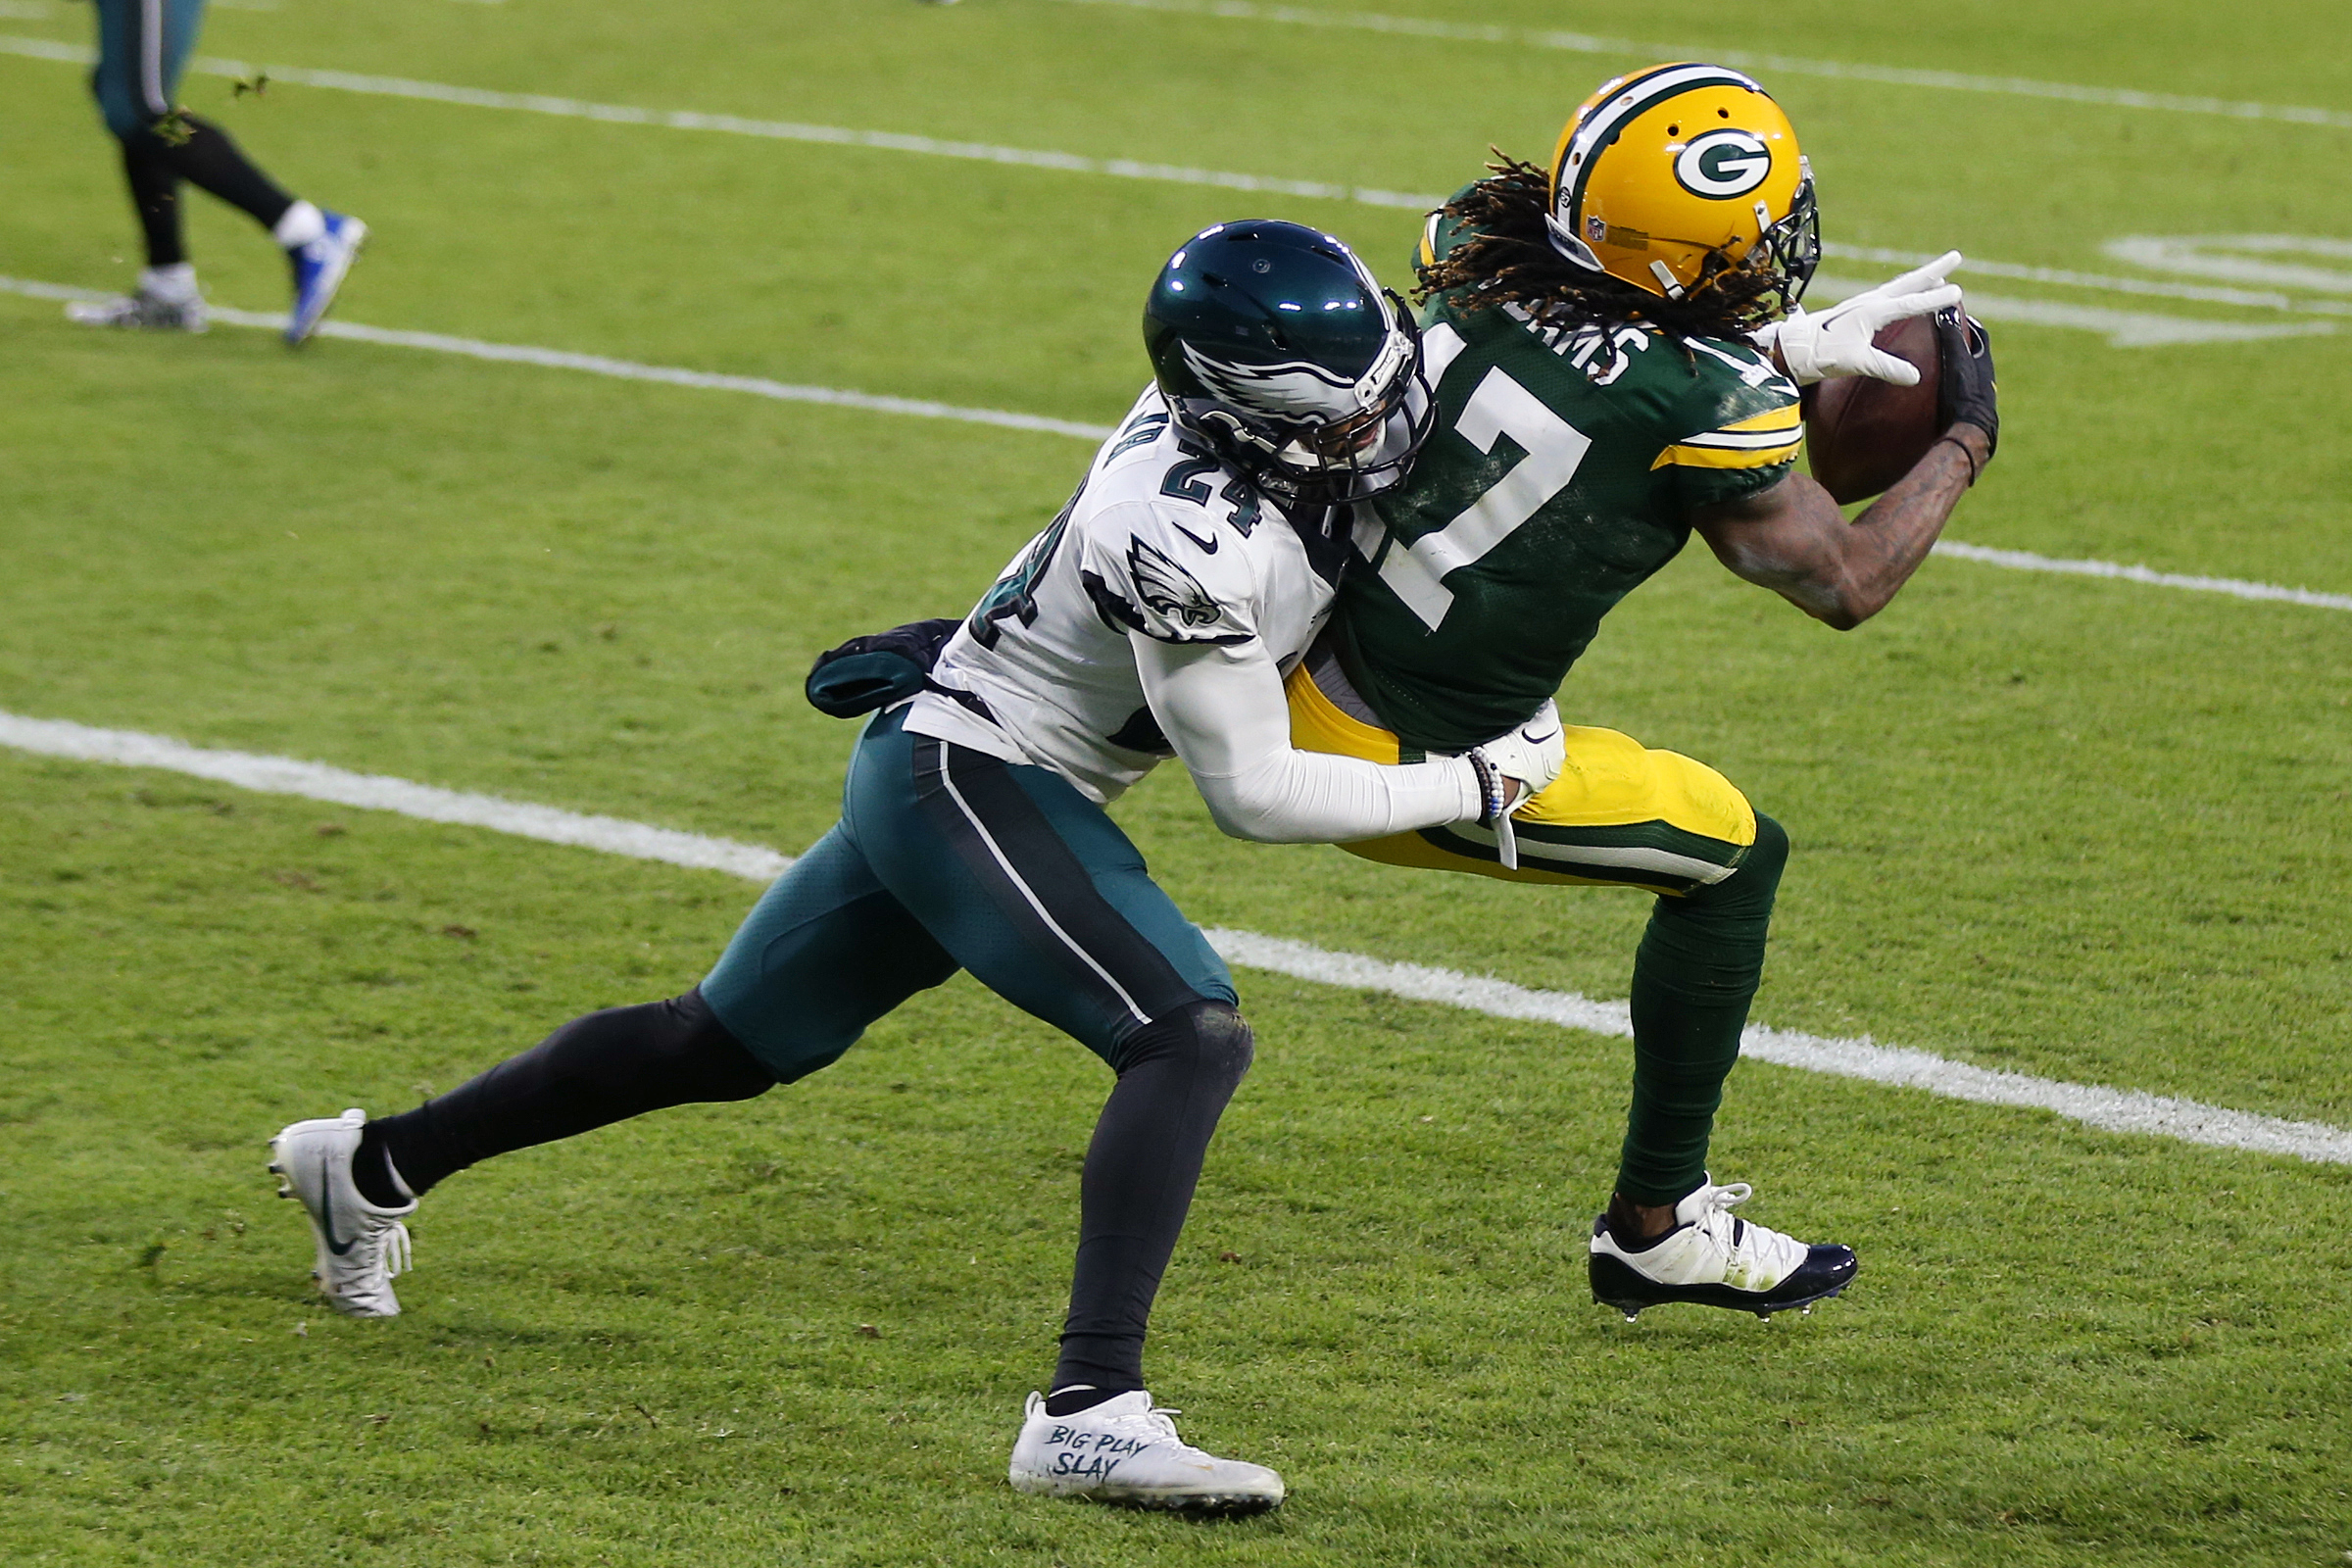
[1178,344,1360,422]
[1127,535,1226,632]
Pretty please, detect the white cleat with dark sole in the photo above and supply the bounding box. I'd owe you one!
[1590,1175,1856,1322]
[1008,1391,1285,1514]
[269,1108,414,1318]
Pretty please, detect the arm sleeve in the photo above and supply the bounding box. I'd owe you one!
[1134,633,1482,845]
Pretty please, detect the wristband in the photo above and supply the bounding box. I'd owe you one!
[1465,749,1520,871]
[1935,432,1983,486]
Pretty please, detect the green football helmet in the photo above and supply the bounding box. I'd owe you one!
[1143,220,1433,502]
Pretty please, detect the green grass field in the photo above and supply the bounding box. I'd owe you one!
[4,0,2350,1562]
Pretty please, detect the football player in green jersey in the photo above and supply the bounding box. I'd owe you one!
[1291,62,1999,1321]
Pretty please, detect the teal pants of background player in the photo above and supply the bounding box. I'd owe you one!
[702,704,1236,1078]
[91,0,209,137]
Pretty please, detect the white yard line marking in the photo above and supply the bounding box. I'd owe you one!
[1825,242,2352,318]
[1204,930,2352,1166]
[0,35,1436,209]
[0,710,792,880]
[4,708,2347,1166]
[1809,274,2335,347]
[1930,542,2352,612]
[1038,0,2352,132]
[4,34,2344,331]
[0,274,1117,442]
[7,270,2348,614]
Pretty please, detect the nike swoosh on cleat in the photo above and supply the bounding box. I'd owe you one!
[1520,725,1559,744]
[1169,522,1219,554]
[318,1174,356,1256]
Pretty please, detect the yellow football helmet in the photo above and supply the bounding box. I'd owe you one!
[1546,63,1819,309]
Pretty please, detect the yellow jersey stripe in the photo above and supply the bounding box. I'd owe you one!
[1714,403,1803,434]
[1651,436,1803,471]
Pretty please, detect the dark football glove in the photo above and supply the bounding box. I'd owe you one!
[1935,307,1998,457]
[805,616,960,718]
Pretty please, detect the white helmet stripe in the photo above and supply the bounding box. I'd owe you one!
[1557,64,1767,221]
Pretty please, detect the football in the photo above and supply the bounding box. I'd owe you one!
[1799,313,1942,503]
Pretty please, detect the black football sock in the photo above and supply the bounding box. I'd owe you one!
[141,115,295,233]
[367,988,775,1198]
[118,134,187,269]
[350,1124,414,1209]
[1045,1386,1120,1418]
[1051,1003,1253,1396]
[1616,813,1788,1206]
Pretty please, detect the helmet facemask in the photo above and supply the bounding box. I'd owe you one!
[1170,291,1437,505]
[1744,164,1820,316]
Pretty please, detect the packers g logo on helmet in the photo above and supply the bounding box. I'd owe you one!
[1673,129,1774,199]
[1544,63,1820,309]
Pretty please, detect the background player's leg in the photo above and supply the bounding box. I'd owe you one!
[78,0,364,342]
[137,0,301,235]
[120,134,186,269]
[148,117,298,237]
[77,0,206,324]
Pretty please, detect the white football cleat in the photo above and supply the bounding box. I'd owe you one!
[1589,1175,1856,1322]
[66,289,208,332]
[1008,1391,1284,1514]
[269,1108,414,1318]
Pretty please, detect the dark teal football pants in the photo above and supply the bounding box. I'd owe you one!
[703,704,1236,1079]
[703,705,1246,1394]
[91,0,207,137]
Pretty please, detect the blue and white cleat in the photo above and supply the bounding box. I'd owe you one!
[1009,1391,1285,1514]
[285,211,367,346]
[269,1107,414,1317]
[1590,1175,1856,1322]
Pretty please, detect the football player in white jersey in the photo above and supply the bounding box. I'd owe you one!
[267,220,1566,1514]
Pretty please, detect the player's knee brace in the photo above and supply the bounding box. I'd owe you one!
[1113,1001,1254,1093]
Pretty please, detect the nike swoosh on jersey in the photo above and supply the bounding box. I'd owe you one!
[1169,521,1220,555]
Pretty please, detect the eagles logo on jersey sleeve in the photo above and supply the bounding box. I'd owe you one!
[1077,505,1257,648]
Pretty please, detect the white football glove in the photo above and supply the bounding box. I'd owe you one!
[1465,700,1566,872]
[1754,251,1965,386]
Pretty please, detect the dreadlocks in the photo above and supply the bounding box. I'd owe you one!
[1412,157,1782,345]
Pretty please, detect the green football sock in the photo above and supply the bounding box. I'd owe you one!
[1616,813,1788,1206]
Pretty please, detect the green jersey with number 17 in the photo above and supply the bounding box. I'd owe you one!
[1332,204,1804,754]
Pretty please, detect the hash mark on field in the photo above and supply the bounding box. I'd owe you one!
[3,270,2345,615]
[3,709,2348,1167]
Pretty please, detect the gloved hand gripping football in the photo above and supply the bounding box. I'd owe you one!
[1755,251,1965,386]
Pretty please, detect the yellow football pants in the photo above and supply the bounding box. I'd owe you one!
[1284,662,1758,894]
